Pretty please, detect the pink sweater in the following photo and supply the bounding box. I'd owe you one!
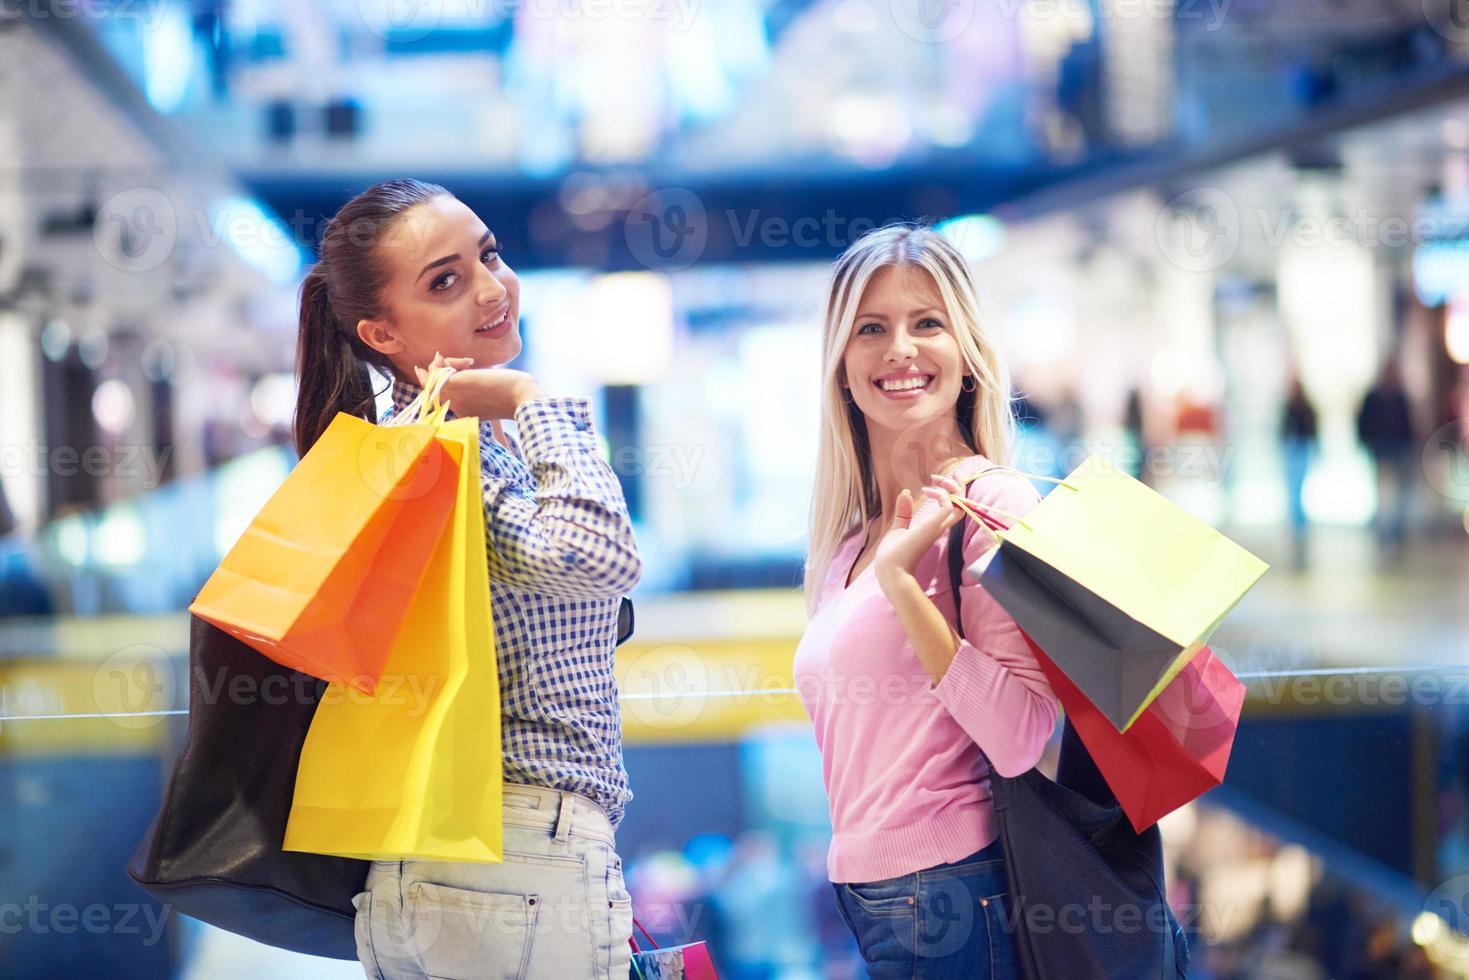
[794,456,1059,884]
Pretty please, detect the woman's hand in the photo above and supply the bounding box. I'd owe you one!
[872,473,966,590]
[414,352,547,420]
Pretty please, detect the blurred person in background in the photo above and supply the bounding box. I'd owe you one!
[795,225,1058,978]
[0,478,14,539]
[292,178,641,980]
[1280,374,1319,570]
[0,477,54,619]
[1124,386,1148,483]
[712,832,786,980]
[1355,358,1416,560]
[1048,383,1085,480]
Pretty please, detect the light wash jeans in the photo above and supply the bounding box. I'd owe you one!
[352,783,633,979]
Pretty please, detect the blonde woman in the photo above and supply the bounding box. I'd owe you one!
[794,225,1059,978]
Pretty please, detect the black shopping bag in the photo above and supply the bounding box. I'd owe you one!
[126,614,367,959]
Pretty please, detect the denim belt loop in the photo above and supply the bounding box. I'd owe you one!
[553,791,574,843]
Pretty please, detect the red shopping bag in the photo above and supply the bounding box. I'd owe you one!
[630,917,719,979]
[1022,633,1245,833]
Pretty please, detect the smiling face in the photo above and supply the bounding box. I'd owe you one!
[356,194,521,380]
[841,263,968,437]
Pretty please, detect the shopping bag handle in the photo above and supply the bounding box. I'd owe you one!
[421,365,455,419]
[628,915,660,953]
[939,464,1078,533]
[382,366,455,428]
[963,464,1077,493]
[946,494,1031,532]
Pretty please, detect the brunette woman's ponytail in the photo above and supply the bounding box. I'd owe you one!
[291,178,451,457]
[293,264,376,456]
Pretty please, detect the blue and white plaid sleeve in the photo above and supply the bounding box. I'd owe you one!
[484,397,642,599]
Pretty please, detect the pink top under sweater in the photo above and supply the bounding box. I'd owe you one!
[794,456,1059,884]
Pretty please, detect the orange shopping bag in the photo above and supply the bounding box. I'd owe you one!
[284,411,503,862]
[189,378,458,693]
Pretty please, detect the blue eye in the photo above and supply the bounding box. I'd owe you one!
[857,322,882,335]
[918,318,944,329]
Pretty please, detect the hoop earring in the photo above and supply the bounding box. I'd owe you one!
[961,375,977,393]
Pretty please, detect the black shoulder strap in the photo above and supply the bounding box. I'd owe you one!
[946,519,967,641]
[616,596,635,646]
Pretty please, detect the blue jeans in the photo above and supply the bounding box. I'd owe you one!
[832,839,1017,979]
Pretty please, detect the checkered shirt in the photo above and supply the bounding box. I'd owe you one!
[383,378,641,828]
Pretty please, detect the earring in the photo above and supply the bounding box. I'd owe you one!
[961,375,977,393]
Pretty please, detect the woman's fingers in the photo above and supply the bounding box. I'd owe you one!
[929,474,963,500]
[891,488,914,529]
[916,485,951,515]
[893,485,963,537]
[914,486,962,536]
[420,353,472,378]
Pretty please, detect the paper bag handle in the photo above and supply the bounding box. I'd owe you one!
[940,464,1078,533]
[382,366,455,428]
[629,915,660,953]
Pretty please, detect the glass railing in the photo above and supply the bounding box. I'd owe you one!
[0,692,1464,978]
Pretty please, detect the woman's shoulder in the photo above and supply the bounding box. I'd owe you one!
[951,454,1043,515]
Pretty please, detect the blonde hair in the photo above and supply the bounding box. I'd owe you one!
[803,224,1016,616]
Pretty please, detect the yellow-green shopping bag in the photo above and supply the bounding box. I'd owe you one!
[283,409,503,862]
[961,455,1268,733]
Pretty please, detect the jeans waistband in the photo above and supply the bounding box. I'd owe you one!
[502,781,615,845]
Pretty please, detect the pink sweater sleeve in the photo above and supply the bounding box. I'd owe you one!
[930,471,1059,777]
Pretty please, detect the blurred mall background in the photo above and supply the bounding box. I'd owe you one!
[4,0,1469,976]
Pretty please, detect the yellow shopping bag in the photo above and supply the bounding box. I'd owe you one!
[964,455,1268,733]
[283,411,503,863]
[189,405,458,694]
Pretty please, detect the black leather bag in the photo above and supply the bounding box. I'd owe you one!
[948,522,1189,979]
[126,615,368,959]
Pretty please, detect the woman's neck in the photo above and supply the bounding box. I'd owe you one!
[863,418,971,526]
